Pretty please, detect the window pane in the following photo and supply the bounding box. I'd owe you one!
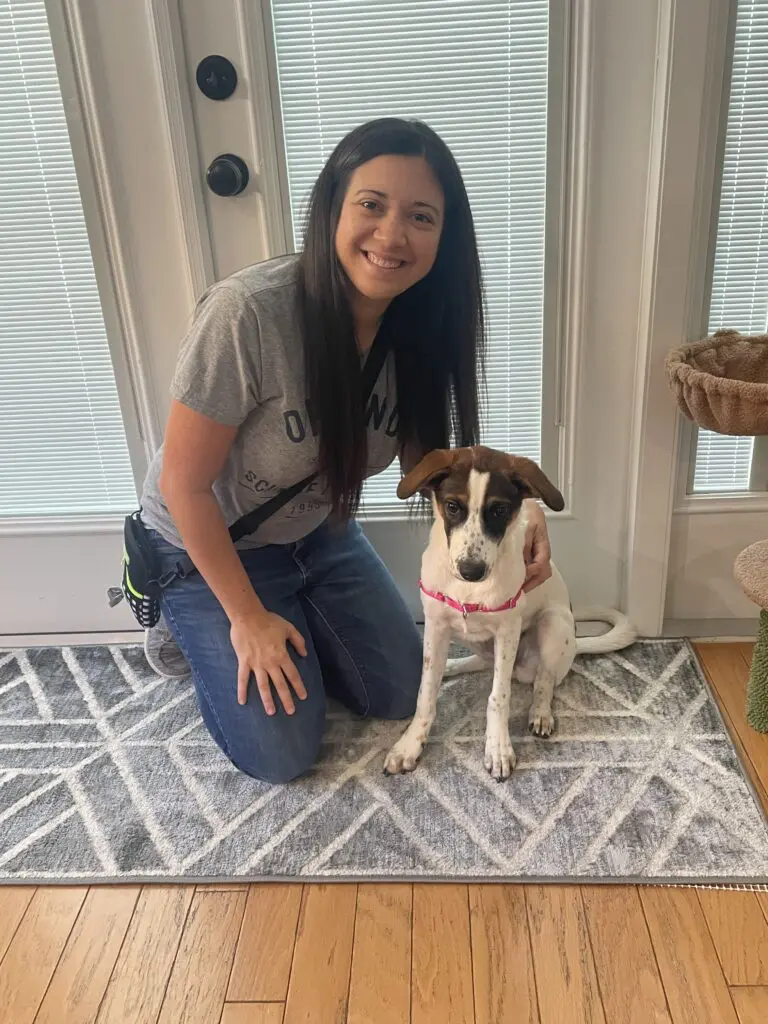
[693,0,767,494]
[0,0,136,516]
[270,0,549,516]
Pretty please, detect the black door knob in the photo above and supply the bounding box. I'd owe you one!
[206,154,249,197]
[196,55,237,100]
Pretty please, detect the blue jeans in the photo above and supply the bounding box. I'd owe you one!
[149,520,422,783]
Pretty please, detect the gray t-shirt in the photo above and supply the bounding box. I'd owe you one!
[140,255,400,548]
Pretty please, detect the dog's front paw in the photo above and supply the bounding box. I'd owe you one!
[484,730,516,781]
[528,709,556,738]
[383,734,424,775]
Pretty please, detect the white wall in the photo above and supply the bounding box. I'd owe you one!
[667,510,766,623]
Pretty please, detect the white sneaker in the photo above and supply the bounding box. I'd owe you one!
[144,618,190,679]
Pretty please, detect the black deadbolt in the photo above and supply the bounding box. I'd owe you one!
[196,55,237,100]
[206,154,249,197]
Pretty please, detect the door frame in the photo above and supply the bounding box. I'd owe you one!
[623,0,767,635]
[622,0,735,635]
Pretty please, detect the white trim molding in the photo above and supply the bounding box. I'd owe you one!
[145,0,216,300]
[0,515,124,538]
[674,493,768,516]
[553,0,593,508]
[240,0,292,254]
[623,0,734,636]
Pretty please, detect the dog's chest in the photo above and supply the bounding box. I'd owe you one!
[461,608,491,637]
[429,602,507,643]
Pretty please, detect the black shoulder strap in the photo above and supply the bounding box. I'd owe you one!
[227,326,391,544]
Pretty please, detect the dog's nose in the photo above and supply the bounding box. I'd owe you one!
[457,559,487,582]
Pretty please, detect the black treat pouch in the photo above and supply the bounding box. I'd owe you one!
[118,512,164,628]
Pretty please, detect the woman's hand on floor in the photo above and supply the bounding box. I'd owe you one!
[230,611,308,715]
[522,499,553,592]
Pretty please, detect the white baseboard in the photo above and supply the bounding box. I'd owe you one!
[663,618,758,641]
[2,619,758,650]
[0,631,144,649]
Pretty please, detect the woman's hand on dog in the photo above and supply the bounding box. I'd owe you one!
[230,610,308,714]
[522,499,552,592]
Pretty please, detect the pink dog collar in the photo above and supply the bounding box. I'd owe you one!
[419,580,525,618]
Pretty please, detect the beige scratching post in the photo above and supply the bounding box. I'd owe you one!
[666,329,768,733]
[734,541,768,734]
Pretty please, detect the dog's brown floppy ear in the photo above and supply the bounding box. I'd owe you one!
[396,449,459,499]
[504,456,565,511]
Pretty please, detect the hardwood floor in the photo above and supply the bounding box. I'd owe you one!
[0,642,766,1023]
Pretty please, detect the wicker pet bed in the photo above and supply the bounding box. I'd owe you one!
[665,329,768,435]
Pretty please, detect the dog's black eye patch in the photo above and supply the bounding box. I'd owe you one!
[482,472,525,541]
[482,502,514,540]
[488,501,511,520]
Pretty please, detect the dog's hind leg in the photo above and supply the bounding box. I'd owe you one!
[443,654,487,678]
[527,608,576,738]
[444,638,493,678]
[528,666,557,737]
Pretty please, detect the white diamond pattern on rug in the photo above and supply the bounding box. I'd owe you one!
[0,640,766,883]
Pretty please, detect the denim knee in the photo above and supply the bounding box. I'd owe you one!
[204,688,326,784]
[225,728,322,785]
[365,628,422,720]
[375,686,418,721]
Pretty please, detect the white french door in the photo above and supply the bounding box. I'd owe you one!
[165,0,653,620]
[0,0,145,637]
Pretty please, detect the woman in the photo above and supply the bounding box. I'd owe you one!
[140,118,552,783]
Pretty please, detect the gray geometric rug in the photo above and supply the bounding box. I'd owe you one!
[0,640,767,885]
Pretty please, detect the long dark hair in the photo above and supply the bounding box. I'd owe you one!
[298,117,485,520]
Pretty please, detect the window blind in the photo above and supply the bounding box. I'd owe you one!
[270,0,549,517]
[693,0,767,494]
[0,0,136,517]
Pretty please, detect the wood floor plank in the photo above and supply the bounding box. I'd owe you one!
[730,986,768,1024]
[697,889,768,985]
[758,892,768,927]
[526,886,605,1024]
[0,886,87,1024]
[412,884,475,1024]
[283,884,357,1024]
[196,884,249,892]
[0,885,36,962]
[157,888,247,1024]
[694,643,768,814]
[227,884,302,1003]
[348,884,411,1024]
[640,887,739,1024]
[469,885,538,1024]
[35,886,140,1024]
[96,885,195,1024]
[220,1006,284,1024]
[581,886,670,1023]
[733,643,756,673]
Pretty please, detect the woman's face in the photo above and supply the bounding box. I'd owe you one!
[335,154,444,313]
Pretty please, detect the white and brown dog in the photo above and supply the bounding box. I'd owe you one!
[384,446,636,781]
